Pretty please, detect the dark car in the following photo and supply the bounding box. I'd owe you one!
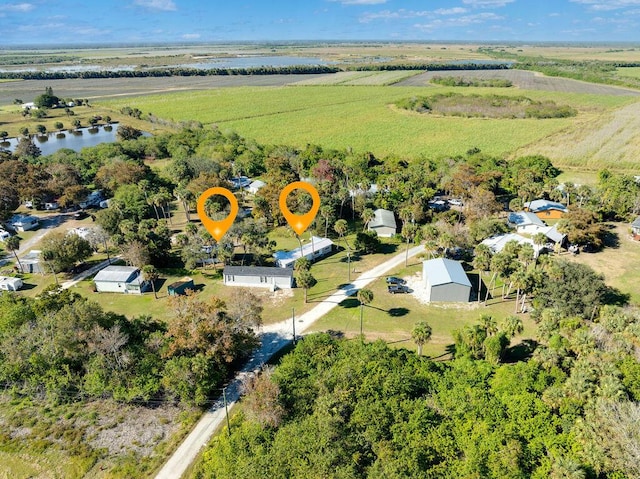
[73,211,89,220]
[386,276,406,285]
[388,284,409,294]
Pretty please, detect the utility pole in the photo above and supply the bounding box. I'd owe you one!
[292,308,296,345]
[222,387,231,436]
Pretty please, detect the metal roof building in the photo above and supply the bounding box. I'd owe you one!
[223,266,293,289]
[422,258,471,302]
[368,208,397,237]
[94,266,147,294]
[273,236,334,268]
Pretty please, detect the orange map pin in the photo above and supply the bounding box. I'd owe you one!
[197,187,239,242]
[279,181,321,236]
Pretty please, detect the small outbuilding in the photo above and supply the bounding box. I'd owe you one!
[17,250,44,274]
[93,266,148,294]
[167,277,195,296]
[11,215,39,232]
[0,276,23,291]
[223,266,293,289]
[247,180,266,194]
[273,236,334,268]
[422,258,471,303]
[368,208,397,238]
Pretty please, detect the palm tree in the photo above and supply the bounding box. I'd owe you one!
[320,205,334,238]
[334,219,352,281]
[411,321,432,356]
[357,288,374,337]
[479,314,498,336]
[401,223,418,267]
[361,208,375,232]
[296,270,317,303]
[421,224,439,259]
[472,244,492,304]
[141,265,160,299]
[5,236,22,271]
[500,315,524,338]
[294,257,311,273]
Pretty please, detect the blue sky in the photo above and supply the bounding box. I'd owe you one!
[1,0,640,45]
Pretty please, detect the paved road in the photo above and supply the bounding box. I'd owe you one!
[16,214,66,255]
[60,256,119,289]
[154,244,425,479]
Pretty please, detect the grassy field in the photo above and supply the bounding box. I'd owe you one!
[617,67,640,79]
[0,449,94,479]
[310,257,536,358]
[293,70,422,86]
[98,85,632,161]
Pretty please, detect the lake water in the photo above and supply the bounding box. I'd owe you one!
[1,125,121,156]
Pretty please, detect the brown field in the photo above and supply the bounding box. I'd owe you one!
[495,45,640,62]
[395,69,640,96]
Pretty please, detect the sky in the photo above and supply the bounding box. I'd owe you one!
[1,0,640,46]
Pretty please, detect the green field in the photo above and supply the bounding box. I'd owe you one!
[617,66,640,79]
[100,85,633,161]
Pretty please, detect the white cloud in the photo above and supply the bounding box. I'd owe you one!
[182,33,201,40]
[434,7,468,15]
[570,0,640,10]
[5,3,34,12]
[329,0,388,4]
[462,0,514,8]
[414,12,504,31]
[359,9,430,23]
[133,0,176,11]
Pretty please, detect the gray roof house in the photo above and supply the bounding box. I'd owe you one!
[94,266,148,294]
[508,211,547,234]
[223,266,293,290]
[368,208,397,238]
[423,258,471,302]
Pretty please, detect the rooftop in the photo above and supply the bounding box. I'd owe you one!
[509,211,546,228]
[423,258,471,287]
[94,266,140,283]
[369,208,396,229]
[524,199,568,213]
[223,266,293,278]
[273,236,334,264]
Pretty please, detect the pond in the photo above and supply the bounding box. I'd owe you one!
[0,124,129,156]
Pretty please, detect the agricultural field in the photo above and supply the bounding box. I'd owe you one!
[292,70,421,86]
[396,69,640,96]
[493,44,640,62]
[98,84,637,164]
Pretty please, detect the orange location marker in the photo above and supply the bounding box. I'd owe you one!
[279,181,321,236]
[196,187,239,242]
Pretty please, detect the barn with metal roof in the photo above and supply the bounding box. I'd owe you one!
[422,258,471,302]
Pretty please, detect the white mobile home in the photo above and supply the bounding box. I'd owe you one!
[11,215,39,232]
[0,276,23,291]
[273,236,334,268]
[223,266,293,289]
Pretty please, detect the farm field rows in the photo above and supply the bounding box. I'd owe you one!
[395,69,640,95]
[100,84,636,163]
[292,70,422,86]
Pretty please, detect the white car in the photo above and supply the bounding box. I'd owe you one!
[0,229,10,241]
[448,199,464,206]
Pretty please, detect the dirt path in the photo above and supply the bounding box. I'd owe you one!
[153,244,425,479]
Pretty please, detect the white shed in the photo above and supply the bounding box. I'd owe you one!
[423,258,471,302]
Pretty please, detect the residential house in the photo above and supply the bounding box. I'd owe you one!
[11,215,39,232]
[508,211,547,235]
[0,276,23,291]
[230,176,251,189]
[422,258,471,302]
[632,216,640,240]
[223,266,293,289]
[247,180,266,194]
[274,236,334,268]
[481,233,541,257]
[524,199,568,219]
[368,208,397,238]
[93,266,148,294]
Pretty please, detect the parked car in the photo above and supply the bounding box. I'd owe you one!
[73,211,89,220]
[448,198,463,206]
[386,276,406,285]
[388,284,409,294]
[0,229,10,241]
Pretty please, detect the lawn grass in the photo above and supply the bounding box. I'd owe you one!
[98,85,631,161]
[310,258,537,359]
[566,222,640,305]
[0,449,95,479]
[616,67,640,79]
